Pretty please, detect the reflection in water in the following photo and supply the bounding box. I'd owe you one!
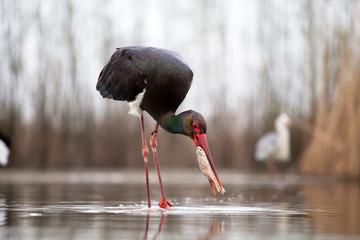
[142,212,223,240]
[0,198,6,227]
[199,220,223,240]
[143,214,150,240]
[153,214,165,239]
[0,175,359,239]
[141,213,224,240]
[143,214,165,240]
[302,183,360,235]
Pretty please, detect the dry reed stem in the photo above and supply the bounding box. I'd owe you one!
[300,42,360,178]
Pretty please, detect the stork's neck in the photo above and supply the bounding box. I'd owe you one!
[275,123,289,138]
[159,112,185,135]
[275,123,291,159]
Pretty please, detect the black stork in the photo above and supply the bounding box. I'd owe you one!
[96,46,223,209]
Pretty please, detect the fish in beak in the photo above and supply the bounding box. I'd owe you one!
[194,134,225,195]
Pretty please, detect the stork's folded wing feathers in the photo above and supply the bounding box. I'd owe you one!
[255,132,278,161]
[96,48,147,102]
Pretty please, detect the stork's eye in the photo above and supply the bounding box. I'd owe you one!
[192,123,200,133]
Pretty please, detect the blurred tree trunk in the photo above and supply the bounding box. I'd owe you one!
[0,1,24,167]
[59,0,78,168]
[302,0,318,121]
[34,3,51,169]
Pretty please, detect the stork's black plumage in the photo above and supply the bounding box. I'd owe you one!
[96,46,223,208]
[97,47,193,121]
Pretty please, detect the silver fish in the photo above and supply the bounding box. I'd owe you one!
[196,146,226,195]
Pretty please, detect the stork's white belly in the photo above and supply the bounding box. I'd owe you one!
[128,89,146,117]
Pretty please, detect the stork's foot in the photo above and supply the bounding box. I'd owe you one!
[158,197,173,209]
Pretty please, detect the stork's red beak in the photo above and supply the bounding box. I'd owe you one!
[193,133,224,194]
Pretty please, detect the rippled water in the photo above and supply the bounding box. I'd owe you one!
[0,171,359,239]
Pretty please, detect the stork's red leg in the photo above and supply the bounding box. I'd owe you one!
[140,114,151,208]
[267,159,277,174]
[150,123,173,209]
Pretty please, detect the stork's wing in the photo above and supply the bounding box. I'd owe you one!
[96,48,147,101]
[255,132,278,161]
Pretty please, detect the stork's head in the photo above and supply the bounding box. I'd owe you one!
[275,113,292,129]
[181,110,223,194]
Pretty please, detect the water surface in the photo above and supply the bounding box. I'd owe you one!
[0,170,359,239]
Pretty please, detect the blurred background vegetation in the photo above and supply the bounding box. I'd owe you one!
[0,0,359,178]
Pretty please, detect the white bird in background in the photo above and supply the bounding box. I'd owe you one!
[255,113,292,172]
[0,133,10,167]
